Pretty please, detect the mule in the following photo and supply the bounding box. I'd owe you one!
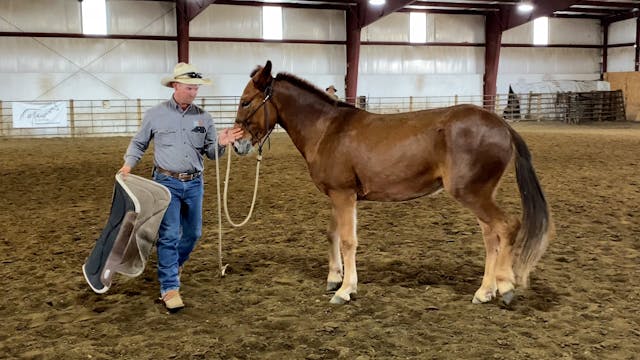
[233,60,553,305]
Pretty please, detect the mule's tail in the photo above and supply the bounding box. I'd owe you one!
[507,126,553,287]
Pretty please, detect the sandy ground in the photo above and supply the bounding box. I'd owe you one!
[1,121,639,359]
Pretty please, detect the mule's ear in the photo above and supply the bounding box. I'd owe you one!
[264,60,272,76]
[252,60,273,91]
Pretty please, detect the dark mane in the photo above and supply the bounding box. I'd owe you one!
[275,72,356,109]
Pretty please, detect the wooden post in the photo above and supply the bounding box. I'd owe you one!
[69,99,75,137]
[602,21,608,78]
[527,92,533,120]
[409,96,413,111]
[636,16,640,71]
[454,94,458,106]
[137,99,142,126]
[0,100,4,136]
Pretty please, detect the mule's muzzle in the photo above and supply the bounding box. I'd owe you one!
[233,138,252,156]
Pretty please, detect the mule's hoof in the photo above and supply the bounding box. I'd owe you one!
[501,290,515,305]
[326,281,342,292]
[472,291,494,304]
[329,293,350,305]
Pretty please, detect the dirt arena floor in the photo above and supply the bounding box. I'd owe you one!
[1,121,639,359]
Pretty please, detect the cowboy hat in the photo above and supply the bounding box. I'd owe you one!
[161,63,212,88]
[325,85,337,92]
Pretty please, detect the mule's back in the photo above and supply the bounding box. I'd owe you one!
[311,104,512,202]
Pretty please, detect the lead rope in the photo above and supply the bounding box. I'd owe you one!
[223,145,262,227]
[215,82,273,277]
[214,144,263,277]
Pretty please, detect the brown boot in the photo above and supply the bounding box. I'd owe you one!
[161,290,184,313]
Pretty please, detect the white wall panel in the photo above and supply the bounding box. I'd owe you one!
[0,0,80,33]
[108,0,176,36]
[608,46,635,72]
[432,14,484,43]
[361,13,408,42]
[190,5,262,38]
[0,37,159,73]
[549,18,600,45]
[503,18,601,45]
[502,22,532,44]
[358,74,482,97]
[283,8,346,41]
[0,36,177,101]
[189,42,346,97]
[499,48,600,74]
[609,18,636,44]
[83,40,177,73]
[357,45,483,97]
[359,46,483,74]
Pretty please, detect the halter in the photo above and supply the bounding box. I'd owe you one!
[237,79,276,156]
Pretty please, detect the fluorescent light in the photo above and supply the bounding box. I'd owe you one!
[517,3,534,13]
[369,0,385,5]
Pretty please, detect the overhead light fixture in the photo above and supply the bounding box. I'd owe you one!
[517,1,534,13]
[369,0,385,5]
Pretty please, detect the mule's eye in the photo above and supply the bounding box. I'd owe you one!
[241,100,251,108]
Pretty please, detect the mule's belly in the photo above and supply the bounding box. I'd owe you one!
[357,176,444,202]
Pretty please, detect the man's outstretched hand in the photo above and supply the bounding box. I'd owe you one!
[219,127,244,146]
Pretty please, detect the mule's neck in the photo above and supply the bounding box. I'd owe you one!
[271,81,341,161]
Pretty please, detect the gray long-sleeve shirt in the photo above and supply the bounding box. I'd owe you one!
[124,97,225,173]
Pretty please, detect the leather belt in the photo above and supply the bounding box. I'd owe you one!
[155,166,202,182]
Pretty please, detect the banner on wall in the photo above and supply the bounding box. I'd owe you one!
[12,101,68,128]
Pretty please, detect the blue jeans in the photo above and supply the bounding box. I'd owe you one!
[153,171,203,295]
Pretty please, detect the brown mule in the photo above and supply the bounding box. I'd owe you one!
[234,60,553,305]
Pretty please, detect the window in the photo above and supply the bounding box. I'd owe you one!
[81,0,107,35]
[263,6,282,40]
[533,17,548,45]
[409,12,426,43]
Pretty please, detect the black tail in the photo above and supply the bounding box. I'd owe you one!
[507,126,552,287]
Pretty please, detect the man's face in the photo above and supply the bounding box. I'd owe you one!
[173,83,200,105]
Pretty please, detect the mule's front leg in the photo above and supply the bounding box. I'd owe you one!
[326,215,343,292]
[328,191,357,304]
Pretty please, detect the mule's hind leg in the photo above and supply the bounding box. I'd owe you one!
[474,216,518,304]
[494,216,520,305]
[473,220,499,303]
[448,184,516,304]
[326,213,343,292]
[327,190,358,304]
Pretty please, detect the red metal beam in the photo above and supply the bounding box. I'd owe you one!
[498,0,583,31]
[409,1,499,9]
[577,1,640,8]
[359,0,417,28]
[175,0,217,62]
[483,12,501,110]
[345,7,361,104]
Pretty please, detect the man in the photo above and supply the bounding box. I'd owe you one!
[325,85,339,100]
[119,63,243,312]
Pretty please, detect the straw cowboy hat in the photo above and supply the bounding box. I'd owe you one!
[161,63,212,88]
[325,85,337,92]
